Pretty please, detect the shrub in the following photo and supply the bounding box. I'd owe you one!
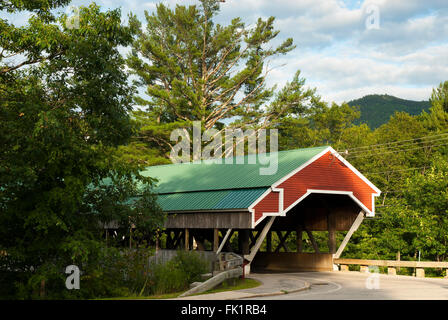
[172,250,210,283]
[149,250,209,295]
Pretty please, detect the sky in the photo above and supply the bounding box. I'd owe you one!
[4,0,448,104]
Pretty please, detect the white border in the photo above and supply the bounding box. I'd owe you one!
[248,147,381,228]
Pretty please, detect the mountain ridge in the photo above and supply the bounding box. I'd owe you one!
[347,94,430,129]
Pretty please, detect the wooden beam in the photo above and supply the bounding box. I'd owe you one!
[305,228,320,253]
[213,228,219,252]
[173,230,183,249]
[274,231,291,253]
[333,211,364,259]
[334,258,448,269]
[165,211,251,229]
[240,230,250,255]
[185,228,190,250]
[327,213,336,254]
[189,230,194,249]
[244,216,276,263]
[328,229,336,254]
[249,231,261,250]
[224,229,235,252]
[216,228,232,254]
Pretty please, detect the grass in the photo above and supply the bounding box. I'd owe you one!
[99,277,261,300]
[97,291,185,300]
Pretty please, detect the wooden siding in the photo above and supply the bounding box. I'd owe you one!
[252,252,333,272]
[252,151,376,223]
[164,211,251,229]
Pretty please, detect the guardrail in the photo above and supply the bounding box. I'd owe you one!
[334,258,448,278]
[179,252,244,297]
[214,252,243,273]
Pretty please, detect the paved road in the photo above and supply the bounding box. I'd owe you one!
[245,271,448,300]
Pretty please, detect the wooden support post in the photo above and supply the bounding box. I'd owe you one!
[360,265,369,273]
[416,268,425,278]
[388,267,397,275]
[213,228,219,252]
[266,231,272,253]
[184,228,189,250]
[340,265,349,272]
[328,230,336,254]
[189,230,193,250]
[327,212,336,254]
[240,230,250,255]
[296,226,303,253]
[334,211,364,259]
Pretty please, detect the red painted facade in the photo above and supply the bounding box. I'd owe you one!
[252,151,378,223]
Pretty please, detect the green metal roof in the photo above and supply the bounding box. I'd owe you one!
[143,146,328,195]
[141,146,329,212]
[157,188,267,212]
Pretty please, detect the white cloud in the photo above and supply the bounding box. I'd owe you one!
[2,0,447,104]
[264,41,448,103]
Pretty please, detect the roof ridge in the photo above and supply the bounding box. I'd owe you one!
[156,186,268,195]
[146,145,329,169]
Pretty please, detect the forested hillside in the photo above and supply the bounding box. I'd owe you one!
[348,94,430,129]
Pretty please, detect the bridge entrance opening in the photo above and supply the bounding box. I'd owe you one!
[250,193,365,272]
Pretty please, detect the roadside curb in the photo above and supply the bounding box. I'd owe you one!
[172,275,311,300]
[226,280,311,300]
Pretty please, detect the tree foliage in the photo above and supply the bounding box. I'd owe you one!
[123,0,327,161]
[0,2,164,299]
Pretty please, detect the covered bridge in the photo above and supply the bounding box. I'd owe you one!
[143,146,381,273]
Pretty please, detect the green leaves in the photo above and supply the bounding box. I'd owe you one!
[0,2,164,298]
[124,0,298,162]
